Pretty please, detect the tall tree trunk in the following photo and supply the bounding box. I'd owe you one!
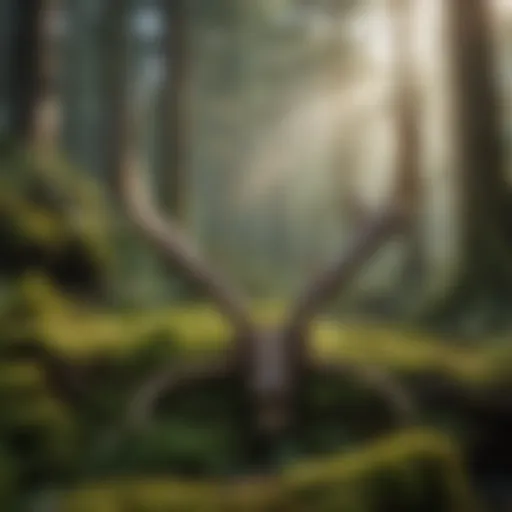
[422,0,512,333]
[0,1,14,135]
[8,0,61,149]
[34,0,61,152]
[64,0,105,177]
[9,0,41,143]
[448,0,510,279]
[353,0,423,319]
[389,0,424,312]
[335,112,371,229]
[156,0,187,220]
[103,0,128,194]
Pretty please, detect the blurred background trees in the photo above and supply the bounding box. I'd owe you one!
[2,0,512,510]
[6,0,512,329]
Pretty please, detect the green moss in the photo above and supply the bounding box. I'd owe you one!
[0,444,18,508]
[11,280,509,390]
[0,145,114,298]
[0,362,44,391]
[0,394,77,464]
[283,429,478,512]
[0,276,507,500]
[0,338,78,475]
[106,419,242,477]
[58,429,478,512]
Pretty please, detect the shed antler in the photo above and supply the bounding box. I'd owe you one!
[119,125,260,431]
[118,150,254,336]
[112,0,252,338]
[286,207,405,335]
[117,6,416,451]
[119,109,414,442]
[121,136,413,433]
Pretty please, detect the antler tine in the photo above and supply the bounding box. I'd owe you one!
[106,0,253,335]
[117,147,254,334]
[114,89,254,334]
[286,205,406,333]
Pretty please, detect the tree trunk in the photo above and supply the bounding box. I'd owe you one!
[389,0,424,312]
[448,0,510,279]
[421,0,512,333]
[8,0,61,148]
[354,0,423,320]
[156,0,187,220]
[103,0,128,194]
[9,0,42,143]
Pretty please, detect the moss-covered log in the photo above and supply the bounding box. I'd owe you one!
[58,429,479,512]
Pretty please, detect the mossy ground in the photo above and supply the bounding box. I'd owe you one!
[8,273,510,390]
[58,429,480,512]
[0,143,114,303]
[0,278,508,509]
[0,146,506,509]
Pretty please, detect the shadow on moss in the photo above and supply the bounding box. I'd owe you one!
[59,429,480,512]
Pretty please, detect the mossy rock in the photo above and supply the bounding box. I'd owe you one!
[58,429,479,512]
[0,143,113,299]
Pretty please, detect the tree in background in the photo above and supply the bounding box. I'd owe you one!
[9,0,42,144]
[389,0,424,314]
[102,0,127,194]
[9,0,60,149]
[155,0,187,220]
[421,0,512,334]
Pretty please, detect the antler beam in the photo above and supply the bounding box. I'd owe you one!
[117,152,254,335]
[287,206,405,333]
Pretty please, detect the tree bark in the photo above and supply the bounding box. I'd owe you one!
[447,0,510,280]
[156,0,187,220]
[103,0,128,194]
[389,0,424,310]
[9,0,42,143]
[420,0,512,333]
[9,0,59,148]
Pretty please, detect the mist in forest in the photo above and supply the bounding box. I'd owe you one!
[2,0,512,511]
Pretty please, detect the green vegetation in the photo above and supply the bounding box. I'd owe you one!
[0,270,509,505]
[0,146,506,509]
[5,272,510,388]
[0,142,114,300]
[59,429,479,512]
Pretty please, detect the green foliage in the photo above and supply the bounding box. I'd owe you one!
[0,143,114,300]
[0,358,77,492]
[0,141,504,510]
[7,274,508,390]
[283,429,479,512]
[58,429,479,512]
[0,271,508,505]
[0,443,18,508]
